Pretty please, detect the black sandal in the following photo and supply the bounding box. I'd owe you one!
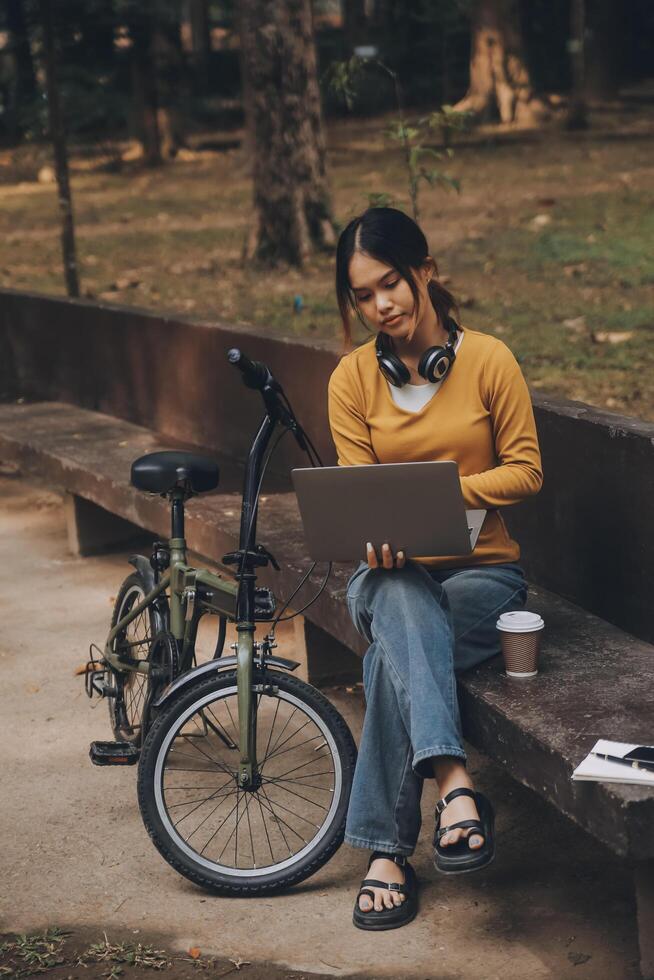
[433,787,495,874]
[352,851,418,931]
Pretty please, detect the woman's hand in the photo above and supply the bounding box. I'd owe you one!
[366,542,406,570]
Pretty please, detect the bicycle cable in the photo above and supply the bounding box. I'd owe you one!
[232,402,332,630]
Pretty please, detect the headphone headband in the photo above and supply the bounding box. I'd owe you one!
[375,315,459,388]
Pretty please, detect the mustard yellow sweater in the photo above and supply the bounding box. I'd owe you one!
[327,328,543,568]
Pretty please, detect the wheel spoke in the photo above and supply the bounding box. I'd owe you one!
[151,682,345,878]
[258,719,312,769]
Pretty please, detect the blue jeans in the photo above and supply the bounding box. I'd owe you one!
[343,558,528,856]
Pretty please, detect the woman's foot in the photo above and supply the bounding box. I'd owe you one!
[432,758,484,850]
[357,856,407,912]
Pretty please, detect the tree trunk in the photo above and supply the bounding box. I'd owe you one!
[39,0,80,298]
[566,0,588,129]
[584,0,619,100]
[128,3,184,164]
[240,0,336,267]
[342,0,367,54]
[453,0,549,126]
[128,6,162,166]
[5,0,37,140]
[182,0,211,92]
[151,21,185,158]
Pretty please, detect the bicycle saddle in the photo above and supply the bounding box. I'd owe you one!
[131,451,220,495]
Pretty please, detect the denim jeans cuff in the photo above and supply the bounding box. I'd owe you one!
[344,833,414,857]
[413,745,467,779]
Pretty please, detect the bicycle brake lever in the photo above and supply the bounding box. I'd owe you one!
[255,543,280,571]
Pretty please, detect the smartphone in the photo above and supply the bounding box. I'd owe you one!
[624,746,654,764]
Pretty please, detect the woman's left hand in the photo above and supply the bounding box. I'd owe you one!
[366,542,406,570]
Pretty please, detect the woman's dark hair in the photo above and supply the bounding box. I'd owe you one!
[335,207,458,350]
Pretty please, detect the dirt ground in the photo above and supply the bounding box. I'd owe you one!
[0,471,643,980]
[1,94,653,420]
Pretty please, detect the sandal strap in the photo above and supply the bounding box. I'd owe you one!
[370,850,406,867]
[361,877,405,892]
[435,786,475,815]
[436,818,484,841]
[357,887,377,903]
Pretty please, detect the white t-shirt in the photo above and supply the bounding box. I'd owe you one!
[387,330,464,412]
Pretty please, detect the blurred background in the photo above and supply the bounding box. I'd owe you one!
[0,0,653,419]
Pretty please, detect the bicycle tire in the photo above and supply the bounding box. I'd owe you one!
[137,669,357,895]
[107,571,169,746]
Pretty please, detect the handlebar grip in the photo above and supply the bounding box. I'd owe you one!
[227,348,271,390]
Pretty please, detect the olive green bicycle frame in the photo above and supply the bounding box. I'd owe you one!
[102,530,261,787]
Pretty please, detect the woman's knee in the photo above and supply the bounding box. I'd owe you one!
[348,560,442,613]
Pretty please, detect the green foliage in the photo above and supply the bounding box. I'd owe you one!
[426,104,475,147]
[323,56,367,112]
[0,928,69,976]
[367,191,396,209]
[325,55,469,220]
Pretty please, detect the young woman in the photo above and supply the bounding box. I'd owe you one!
[328,207,543,930]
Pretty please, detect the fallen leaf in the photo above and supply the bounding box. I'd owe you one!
[188,947,201,960]
[563,263,588,278]
[568,951,591,965]
[529,213,552,230]
[562,316,588,334]
[74,664,89,675]
[592,331,633,344]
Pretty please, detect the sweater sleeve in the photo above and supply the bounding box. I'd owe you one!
[327,358,379,466]
[460,341,543,508]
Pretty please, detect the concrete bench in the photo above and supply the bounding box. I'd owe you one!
[2,395,654,976]
[2,290,654,976]
[0,399,362,686]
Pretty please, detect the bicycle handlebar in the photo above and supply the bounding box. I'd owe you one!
[227,348,277,392]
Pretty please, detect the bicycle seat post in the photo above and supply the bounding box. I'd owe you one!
[169,488,188,640]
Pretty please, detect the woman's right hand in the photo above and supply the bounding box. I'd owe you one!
[366,542,406,570]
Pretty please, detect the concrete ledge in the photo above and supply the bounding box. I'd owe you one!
[65,493,151,556]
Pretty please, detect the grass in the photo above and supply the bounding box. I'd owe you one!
[0,927,267,978]
[0,929,178,978]
[0,112,653,419]
[0,928,69,976]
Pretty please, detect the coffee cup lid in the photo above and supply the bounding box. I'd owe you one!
[496,610,544,633]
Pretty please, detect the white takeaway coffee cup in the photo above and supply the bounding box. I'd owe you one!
[496,611,545,678]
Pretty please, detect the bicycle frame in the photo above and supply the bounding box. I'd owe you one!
[105,403,285,791]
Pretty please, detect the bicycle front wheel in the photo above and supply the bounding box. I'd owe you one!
[137,669,357,895]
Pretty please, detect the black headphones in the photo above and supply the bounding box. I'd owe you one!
[375,314,460,388]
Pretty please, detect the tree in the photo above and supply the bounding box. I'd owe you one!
[239,0,336,266]
[342,0,367,55]
[584,0,619,100]
[39,0,80,297]
[124,0,185,164]
[182,0,211,93]
[566,0,587,129]
[4,0,37,140]
[453,0,549,125]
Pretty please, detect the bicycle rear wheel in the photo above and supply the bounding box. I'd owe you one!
[107,571,168,746]
[137,669,357,894]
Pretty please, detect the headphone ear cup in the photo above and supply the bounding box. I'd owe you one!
[376,333,410,387]
[418,346,453,383]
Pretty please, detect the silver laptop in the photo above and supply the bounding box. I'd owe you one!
[291,461,486,562]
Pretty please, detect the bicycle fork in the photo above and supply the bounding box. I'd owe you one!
[235,623,258,789]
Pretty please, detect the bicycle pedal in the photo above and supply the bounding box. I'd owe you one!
[254,586,276,620]
[89,741,140,766]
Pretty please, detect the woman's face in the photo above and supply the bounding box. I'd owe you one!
[348,250,431,343]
